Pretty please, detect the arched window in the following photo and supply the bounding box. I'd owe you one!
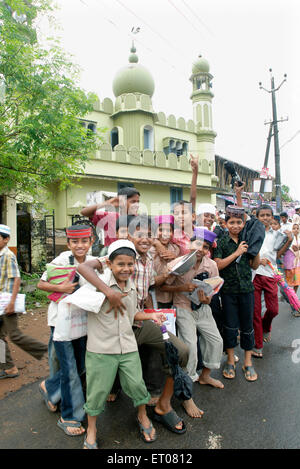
[143,125,154,150]
[87,123,96,133]
[110,127,119,149]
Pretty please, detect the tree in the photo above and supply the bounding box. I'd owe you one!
[281,185,292,202]
[0,0,102,202]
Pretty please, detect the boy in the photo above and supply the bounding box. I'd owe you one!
[152,215,180,308]
[37,225,95,436]
[280,211,292,233]
[252,205,291,356]
[0,224,47,379]
[172,200,195,255]
[214,206,260,381]
[161,228,224,403]
[270,216,281,231]
[83,239,165,448]
[80,186,140,248]
[196,204,216,232]
[78,216,192,433]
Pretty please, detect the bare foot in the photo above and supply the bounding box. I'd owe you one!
[182,398,204,418]
[198,375,224,389]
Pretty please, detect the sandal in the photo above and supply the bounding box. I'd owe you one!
[153,409,186,434]
[242,365,258,382]
[83,436,98,449]
[222,363,236,379]
[0,370,19,379]
[39,383,57,413]
[137,419,157,443]
[263,333,271,343]
[57,418,85,437]
[251,349,263,359]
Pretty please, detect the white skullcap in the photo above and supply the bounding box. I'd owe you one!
[196,203,216,216]
[0,224,11,236]
[107,239,136,258]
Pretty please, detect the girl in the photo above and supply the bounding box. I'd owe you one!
[283,223,300,293]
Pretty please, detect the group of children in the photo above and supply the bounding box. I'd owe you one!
[0,160,299,449]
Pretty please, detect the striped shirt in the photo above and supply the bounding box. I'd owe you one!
[0,246,20,294]
[132,252,155,310]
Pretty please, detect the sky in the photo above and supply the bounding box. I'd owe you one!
[39,0,300,200]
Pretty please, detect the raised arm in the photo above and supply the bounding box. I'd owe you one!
[80,197,120,218]
[190,155,199,212]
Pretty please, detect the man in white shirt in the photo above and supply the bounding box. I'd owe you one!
[280,211,292,233]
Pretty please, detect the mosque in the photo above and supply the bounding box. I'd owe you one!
[0,44,261,269]
[45,44,219,231]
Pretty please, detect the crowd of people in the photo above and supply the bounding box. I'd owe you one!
[0,156,299,449]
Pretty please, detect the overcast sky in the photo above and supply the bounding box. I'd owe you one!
[42,0,300,200]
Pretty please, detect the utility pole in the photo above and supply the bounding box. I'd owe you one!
[259,70,287,213]
[260,123,273,194]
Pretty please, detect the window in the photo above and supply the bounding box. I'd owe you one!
[110,127,119,149]
[170,187,183,206]
[143,125,154,150]
[79,120,97,133]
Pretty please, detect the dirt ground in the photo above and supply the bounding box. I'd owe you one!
[0,307,50,399]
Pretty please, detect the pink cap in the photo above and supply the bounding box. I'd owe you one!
[155,215,175,225]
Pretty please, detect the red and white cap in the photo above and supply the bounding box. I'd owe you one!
[65,225,92,238]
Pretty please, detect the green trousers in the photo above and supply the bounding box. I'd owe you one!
[84,350,151,416]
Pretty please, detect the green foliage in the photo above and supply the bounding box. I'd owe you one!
[281,185,292,202]
[0,0,103,201]
[20,270,48,308]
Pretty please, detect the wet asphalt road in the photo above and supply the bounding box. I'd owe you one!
[0,299,299,450]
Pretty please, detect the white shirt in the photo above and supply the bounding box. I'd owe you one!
[40,251,95,327]
[256,228,278,278]
[280,222,292,233]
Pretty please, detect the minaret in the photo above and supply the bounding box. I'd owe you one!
[190,55,217,161]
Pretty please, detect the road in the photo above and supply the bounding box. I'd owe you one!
[0,299,299,450]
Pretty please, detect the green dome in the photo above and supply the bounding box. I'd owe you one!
[192,56,210,74]
[112,45,155,97]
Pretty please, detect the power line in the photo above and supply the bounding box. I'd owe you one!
[114,0,187,59]
[180,0,215,37]
[77,0,189,80]
[167,0,203,36]
[280,130,300,150]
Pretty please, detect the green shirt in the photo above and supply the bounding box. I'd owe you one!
[214,234,254,294]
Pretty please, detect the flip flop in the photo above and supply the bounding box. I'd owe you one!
[83,436,98,449]
[0,370,19,379]
[153,409,186,434]
[222,363,236,379]
[39,383,57,413]
[242,365,258,382]
[263,333,271,343]
[57,418,85,437]
[137,418,157,443]
[251,349,263,359]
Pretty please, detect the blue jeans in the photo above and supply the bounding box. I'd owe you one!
[45,336,87,422]
[48,327,60,378]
